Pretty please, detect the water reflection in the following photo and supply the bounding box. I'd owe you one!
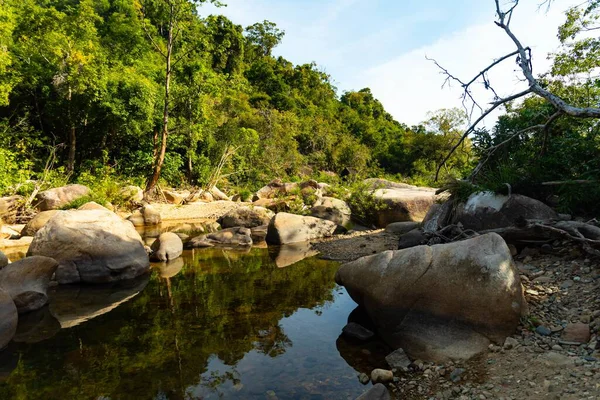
[0,247,375,399]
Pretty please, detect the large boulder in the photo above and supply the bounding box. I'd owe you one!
[119,186,144,202]
[187,227,253,248]
[0,288,18,349]
[0,256,59,313]
[27,209,150,284]
[150,232,183,262]
[21,210,61,237]
[371,185,437,228]
[0,251,8,269]
[77,201,110,211]
[34,184,90,211]
[335,233,527,362]
[219,206,275,229]
[453,192,558,231]
[266,212,337,245]
[310,197,352,230]
[0,195,23,222]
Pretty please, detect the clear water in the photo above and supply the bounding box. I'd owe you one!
[0,245,391,400]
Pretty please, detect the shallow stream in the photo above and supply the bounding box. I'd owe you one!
[0,233,391,399]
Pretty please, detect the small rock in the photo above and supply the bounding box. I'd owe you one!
[450,368,465,383]
[386,348,411,369]
[358,373,370,385]
[370,369,394,384]
[356,383,391,400]
[552,344,563,351]
[342,322,374,341]
[561,323,590,344]
[503,337,519,350]
[536,326,552,336]
[560,280,574,289]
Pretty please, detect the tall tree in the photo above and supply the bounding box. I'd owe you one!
[137,0,221,193]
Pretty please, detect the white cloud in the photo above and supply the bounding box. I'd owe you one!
[360,1,579,127]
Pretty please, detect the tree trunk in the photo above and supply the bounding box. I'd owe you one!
[66,87,76,175]
[146,5,174,193]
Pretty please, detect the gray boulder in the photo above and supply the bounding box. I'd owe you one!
[0,288,17,349]
[150,232,183,261]
[266,212,337,245]
[27,209,150,284]
[21,210,61,237]
[310,197,352,229]
[187,227,253,248]
[0,256,59,313]
[34,184,90,211]
[453,192,557,231]
[0,251,8,269]
[119,185,144,202]
[77,201,110,211]
[335,233,527,361]
[142,204,162,225]
[219,206,274,228]
[371,185,437,228]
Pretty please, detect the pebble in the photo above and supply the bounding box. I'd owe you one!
[536,326,552,336]
[450,368,465,383]
[358,373,370,385]
[371,369,394,384]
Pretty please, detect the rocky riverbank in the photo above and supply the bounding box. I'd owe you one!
[316,230,600,400]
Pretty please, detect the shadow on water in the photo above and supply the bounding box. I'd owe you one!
[0,244,388,399]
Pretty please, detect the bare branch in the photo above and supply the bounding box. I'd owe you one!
[434,88,532,181]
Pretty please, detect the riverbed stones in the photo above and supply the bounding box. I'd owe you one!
[0,288,18,349]
[266,212,337,245]
[34,184,90,211]
[370,369,394,384]
[150,232,183,262]
[0,256,58,313]
[27,209,150,284]
[453,192,558,231]
[356,383,390,400]
[21,210,61,237]
[142,204,162,225]
[335,233,527,361]
[187,227,253,248]
[219,206,274,228]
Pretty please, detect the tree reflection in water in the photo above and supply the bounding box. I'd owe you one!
[0,247,370,400]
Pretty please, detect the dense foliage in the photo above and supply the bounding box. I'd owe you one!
[0,0,471,195]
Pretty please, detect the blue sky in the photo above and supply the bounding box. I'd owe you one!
[202,0,580,126]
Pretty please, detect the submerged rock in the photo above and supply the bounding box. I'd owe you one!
[28,209,150,284]
[342,322,374,341]
[150,232,183,262]
[335,233,527,361]
[34,184,90,211]
[266,212,337,245]
[0,288,18,349]
[0,256,58,313]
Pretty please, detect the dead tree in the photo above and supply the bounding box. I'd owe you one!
[432,0,600,182]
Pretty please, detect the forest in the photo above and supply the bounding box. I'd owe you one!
[0,0,599,214]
